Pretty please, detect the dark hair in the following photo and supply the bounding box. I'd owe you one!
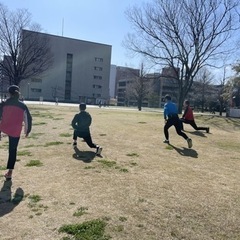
[164,95,171,101]
[8,85,20,95]
[184,100,190,105]
[79,103,86,111]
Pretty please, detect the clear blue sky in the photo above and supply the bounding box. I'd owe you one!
[1,0,144,68]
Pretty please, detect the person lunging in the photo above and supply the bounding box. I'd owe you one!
[163,95,192,148]
[180,100,209,133]
[71,103,102,155]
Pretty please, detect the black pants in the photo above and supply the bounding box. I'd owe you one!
[7,136,20,169]
[73,130,97,148]
[164,117,188,141]
[180,119,208,131]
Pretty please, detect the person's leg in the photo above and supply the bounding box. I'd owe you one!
[83,134,97,148]
[164,119,174,142]
[174,118,193,148]
[189,120,209,132]
[72,130,78,147]
[6,136,20,178]
[83,134,102,155]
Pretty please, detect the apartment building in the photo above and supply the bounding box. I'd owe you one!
[19,30,112,104]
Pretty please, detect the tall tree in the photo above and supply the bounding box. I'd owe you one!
[0,4,53,86]
[192,68,214,112]
[124,0,240,112]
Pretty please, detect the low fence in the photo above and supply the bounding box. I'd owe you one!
[229,108,240,118]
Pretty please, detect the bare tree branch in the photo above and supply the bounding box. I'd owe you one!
[124,0,240,112]
[0,4,53,86]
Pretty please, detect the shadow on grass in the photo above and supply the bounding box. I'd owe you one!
[169,144,198,158]
[184,131,207,137]
[72,147,101,163]
[0,181,24,217]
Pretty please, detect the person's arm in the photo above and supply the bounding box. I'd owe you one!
[182,106,188,119]
[163,104,168,120]
[23,107,32,137]
[71,114,78,130]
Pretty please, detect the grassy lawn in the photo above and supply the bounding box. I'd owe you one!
[0,104,240,240]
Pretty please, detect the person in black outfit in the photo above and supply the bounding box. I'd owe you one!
[71,103,102,155]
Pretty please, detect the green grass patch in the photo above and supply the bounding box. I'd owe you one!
[119,168,129,173]
[24,144,35,148]
[59,133,72,137]
[73,207,88,217]
[97,159,117,168]
[28,194,41,203]
[59,219,110,240]
[18,150,32,156]
[165,145,173,150]
[44,141,64,147]
[126,152,139,157]
[29,133,45,139]
[25,160,43,167]
[0,166,7,170]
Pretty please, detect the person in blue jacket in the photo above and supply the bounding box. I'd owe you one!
[163,95,192,148]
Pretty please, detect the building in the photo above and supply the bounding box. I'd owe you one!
[19,30,112,104]
[115,66,140,106]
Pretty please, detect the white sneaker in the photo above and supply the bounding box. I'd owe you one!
[96,146,102,155]
[187,138,192,148]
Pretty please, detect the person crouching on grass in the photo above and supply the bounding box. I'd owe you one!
[163,95,192,148]
[180,100,210,133]
[0,85,32,180]
[71,103,102,155]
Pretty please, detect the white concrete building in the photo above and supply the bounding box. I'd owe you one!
[20,30,112,104]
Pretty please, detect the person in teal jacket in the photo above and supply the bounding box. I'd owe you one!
[0,85,32,180]
[71,103,102,155]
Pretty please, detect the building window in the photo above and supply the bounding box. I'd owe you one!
[93,84,102,89]
[31,88,42,93]
[94,66,103,71]
[95,57,103,62]
[119,82,126,87]
[65,53,73,100]
[94,75,102,80]
[31,78,42,83]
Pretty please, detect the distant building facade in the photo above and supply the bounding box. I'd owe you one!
[19,30,112,104]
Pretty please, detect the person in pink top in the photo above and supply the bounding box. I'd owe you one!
[180,100,209,133]
[0,85,32,180]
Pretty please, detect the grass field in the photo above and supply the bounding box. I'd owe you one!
[0,104,240,240]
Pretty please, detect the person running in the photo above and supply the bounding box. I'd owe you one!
[163,95,192,148]
[71,103,102,155]
[0,85,32,180]
[180,100,209,133]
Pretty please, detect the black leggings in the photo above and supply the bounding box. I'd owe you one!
[180,119,208,131]
[73,130,97,148]
[7,136,20,169]
[164,117,188,141]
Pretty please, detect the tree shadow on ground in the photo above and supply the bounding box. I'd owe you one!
[72,147,102,163]
[169,144,198,158]
[184,130,207,137]
[0,180,24,217]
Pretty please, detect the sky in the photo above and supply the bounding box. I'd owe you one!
[1,0,145,68]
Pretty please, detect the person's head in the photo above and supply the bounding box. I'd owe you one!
[79,103,86,111]
[164,94,171,101]
[184,100,190,106]
[8,85,20,98]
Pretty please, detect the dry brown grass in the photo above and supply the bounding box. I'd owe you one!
[0,104,240,240]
